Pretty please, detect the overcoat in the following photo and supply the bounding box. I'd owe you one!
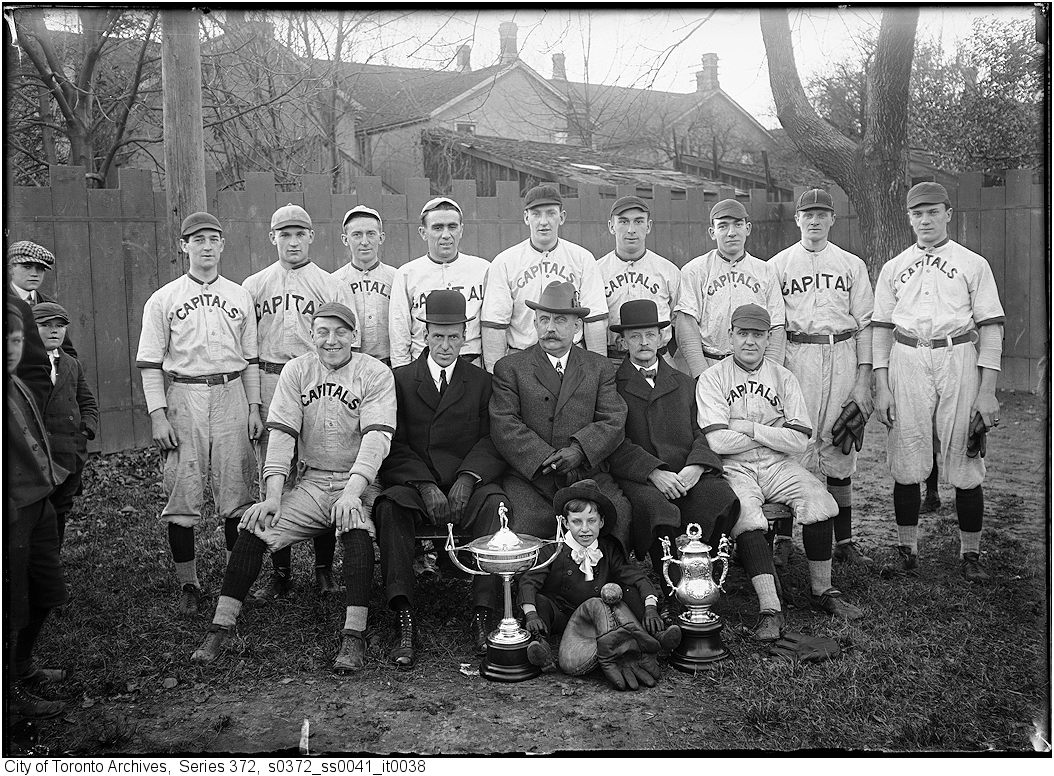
[42,349,98,472]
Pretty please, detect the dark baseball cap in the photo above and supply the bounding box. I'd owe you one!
[796,189,835,212]
[906,182,951,209]
[709,198,748,222]
[312,302,357,330]
[524,184,563,210]
[181,212,223,238]
[730,303,770,331]
[610,195,650,218]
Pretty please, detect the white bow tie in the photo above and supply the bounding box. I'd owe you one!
[564,534,603,581]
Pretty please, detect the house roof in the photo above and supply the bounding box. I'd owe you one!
[423,127,744,195]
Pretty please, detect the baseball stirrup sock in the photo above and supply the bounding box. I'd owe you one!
[737,529,776,578]
[802,520,833,561]
[827,478,853,542]
[751,575,781,613]
[342,530,374,608]
[956,486,984,554]
[167,524,195,562]
[925,455,939,495]
[213,596,243,628]
[224,517,240,553]
[219,531,268,601]
[893,481,921,526]
[270,546,292,578]
[313,531,337,569]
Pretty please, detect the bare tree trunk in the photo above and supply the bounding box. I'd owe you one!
[760,8,918,273]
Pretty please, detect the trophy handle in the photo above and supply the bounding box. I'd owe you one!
[530,514,566,572]
[713,534,731,591]
[659,536,677,594]
[444,523,490,577]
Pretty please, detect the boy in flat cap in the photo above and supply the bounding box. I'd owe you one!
[136,211,262,615]
[191,302,396,673]
[674,199,785,378]
[34,302,98,545]
[873,182,1004,582]
[596,196,682,368]
[481,184,608,371]
[333,205,396,364]
[242,204,355,601]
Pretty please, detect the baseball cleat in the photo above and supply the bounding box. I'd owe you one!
[251,572,292,603]
[10,684,65,719]
[333,630,366,673]
[833,540,875,567]
[314,566,342,596]
[960,552,990,582]
[809,588,864,620]
[191,624,231,664]
[526,638,553,667]
[178,584,202,615]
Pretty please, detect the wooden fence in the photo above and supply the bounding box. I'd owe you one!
[6,165,1046,453]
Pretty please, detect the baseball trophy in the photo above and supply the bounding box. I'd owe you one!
[660,523,732,671]
[446,503,562,682]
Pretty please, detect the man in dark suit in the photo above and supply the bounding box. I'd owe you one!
[489,280,632,549]
[375,291,507,666]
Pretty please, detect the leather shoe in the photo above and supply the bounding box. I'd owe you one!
[471,608,492,655]
[191,624,231,664]
[333,629,366,673]
[10,683,64,719]
[178,584,201,615]
[833,540,875,567]
[526,638,553,667]
[18,662,68,685]
[251,572,292,603]
[810,588,864,620]
[657,624,682,652]
[390,608,416,668]
[314,566,343,596]
[746,610,785,642]
[960,552,990,582]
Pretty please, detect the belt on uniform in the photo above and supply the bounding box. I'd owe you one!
[703,350,730,361]
[259,361,287,375]
[787,331,854,345]
[894,329,977,349]
[169,371,242,385]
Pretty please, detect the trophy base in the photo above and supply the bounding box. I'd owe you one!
[480,639,541,683]
[669,616,731,673]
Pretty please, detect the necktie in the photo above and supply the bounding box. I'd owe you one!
[641,367,657,381]
[49,352,58,384]
[555,360,564,380]
[29,292,37,306]
[564,534,603,581]
[438,368,447,395]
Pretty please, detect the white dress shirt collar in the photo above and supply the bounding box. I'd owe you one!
[426,353,453,390]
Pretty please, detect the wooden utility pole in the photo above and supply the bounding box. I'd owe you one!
[160,9,205,274]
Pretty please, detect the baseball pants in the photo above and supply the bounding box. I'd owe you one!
[722,452,838,538]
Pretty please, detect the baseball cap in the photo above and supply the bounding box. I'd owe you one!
[796,189,835,212]
[709,198,749,222]
[312,301,357,331]
[32,301,70,325]
[271,204,312,231]
[342,205,382,229]
[906,182,951,209]
[7,240,55,269]
[524,184,563,210]
[420,197,462,219]
[180,212,223,239]
[730,303,770,331]
[610,195,650,218]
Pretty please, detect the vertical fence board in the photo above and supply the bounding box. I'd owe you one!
[381,194,410,268]
[496,181,522,252]
[1003,209,1030,360]
[979,187,1006,311]
[8,187,56,260]
[216,192,252,283]
[351,176,383,213]
[1029,206,1047,393]
[685,187,708,267]
[651,186,673,262]
[476,196,500,260]
[452,180,478,257]
[303,174,334,267]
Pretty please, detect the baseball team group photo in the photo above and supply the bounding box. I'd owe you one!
[3,5,1048,758]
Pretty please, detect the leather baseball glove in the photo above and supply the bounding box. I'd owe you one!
[768,632,841,663]
[966,411,987,458]
[831,401,866,454]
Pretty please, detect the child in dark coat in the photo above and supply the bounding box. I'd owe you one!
[517,479,677,667]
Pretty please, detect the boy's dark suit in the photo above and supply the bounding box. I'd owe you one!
[489,344,632,548]
[607,357,739,558]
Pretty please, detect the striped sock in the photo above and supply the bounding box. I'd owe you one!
[344,606,368,632]
[213,595,242,628]
[175,559,199,588]
[751,574,781,612]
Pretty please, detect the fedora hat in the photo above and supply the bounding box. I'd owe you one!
[415,289,471,325]
[609,299,670,333]
[554,479,616,527]
[525,280,590,318]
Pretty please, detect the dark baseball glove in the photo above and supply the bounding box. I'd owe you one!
[831,401,866,454]
[767,632,841,663]
[966,411,987,458]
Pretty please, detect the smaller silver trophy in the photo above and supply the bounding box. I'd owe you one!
[660,523,732,671]
[446,503,562,682]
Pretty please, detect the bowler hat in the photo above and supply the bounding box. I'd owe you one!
[180,212,223,238]
[731,303,770,331]
[32,301,70,325]
[906,181,951,209]
[609,299,670,333]
[312,301,357,330]
[709,198,748,222]
[415,289,471,325]
[271,204,312,231]
[7,241,55,269]
[524,184,563,210]
[525,280,590,318]
[342,205,382,229]
[796,189,835,212]
[610,195,650,218]
[554,479,617,528]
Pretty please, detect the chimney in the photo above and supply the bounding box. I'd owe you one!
[552,53,566,81]
[457,44,472,72]
[696,53,719,92]
[498,21,518,65]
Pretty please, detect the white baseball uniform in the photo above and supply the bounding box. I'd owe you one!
[697,356,838,538]
[675,250,786,361]
[388,253,489,367]
[873,239,1004,489]
[596,248,681,356]
[136,274,260,527]
[770,242,874,478]
[332,260,397,362]
[481,238,608,352]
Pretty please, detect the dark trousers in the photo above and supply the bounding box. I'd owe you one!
[7,498,67,631]
[375,493,503,610]
[48,459,83,547]
[533,586,646,636]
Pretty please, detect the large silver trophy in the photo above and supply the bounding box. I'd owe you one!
[660,523,732,671]
[446,503,562,682]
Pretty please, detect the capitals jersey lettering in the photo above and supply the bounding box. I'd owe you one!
[481,239,608,350]
[242,261,356,363]
[770,242,873,335]
[388,253,489,367]
[136,273,257,376]
[873,239,1005,339]
[265,352,396,475]
[596,249,681,349]
[332,260,396,360]
[675,251,785,355]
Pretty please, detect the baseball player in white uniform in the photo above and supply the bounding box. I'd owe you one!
[481,184,608,371]
[242,204,355,599]
[697,304,864,626]
[389,197,489,367]
[769,189,876,568]
[873,182,1004,582]
[596,195,682,367]
[675,198,786,378]
[136,211,262,615]
[332,205,396,364]
[191,302,396,672]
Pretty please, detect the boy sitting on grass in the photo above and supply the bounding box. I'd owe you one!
[517,479,680,669]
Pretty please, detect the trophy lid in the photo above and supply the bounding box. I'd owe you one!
[679,523,712,555]
[464,503,544,556]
